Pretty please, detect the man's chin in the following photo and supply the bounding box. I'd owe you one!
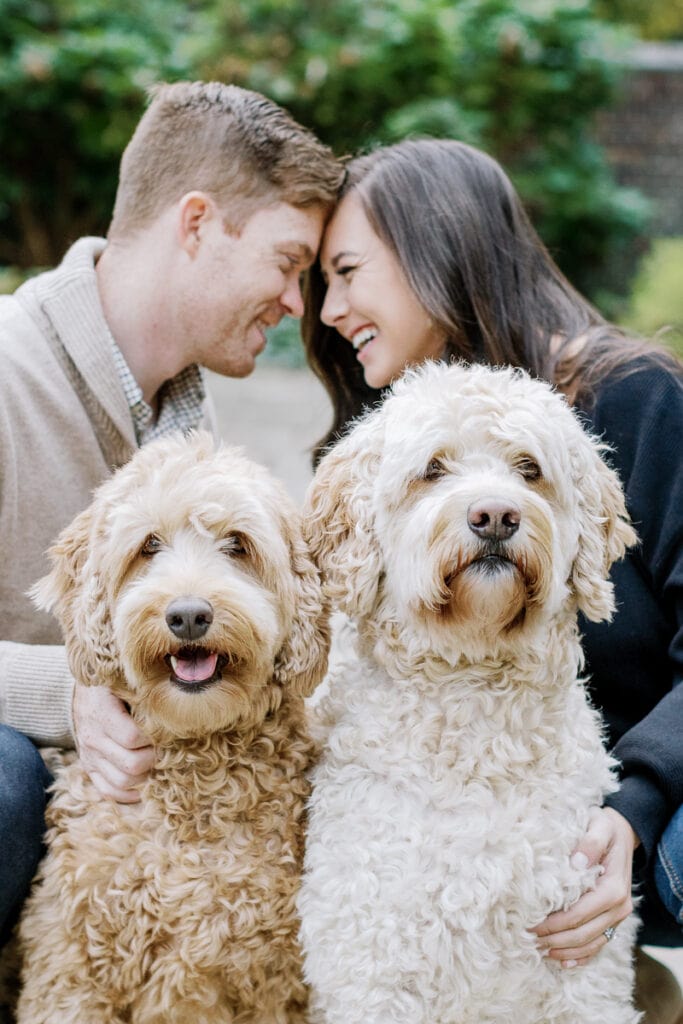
[211,331,267,378]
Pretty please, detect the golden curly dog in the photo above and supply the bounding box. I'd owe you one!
[16,432,329,1024]
[299,362,641,1024]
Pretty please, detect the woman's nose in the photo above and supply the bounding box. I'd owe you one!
[320,280,346,326]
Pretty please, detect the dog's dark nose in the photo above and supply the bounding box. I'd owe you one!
[467,499,521,540]
[165,597,214,640]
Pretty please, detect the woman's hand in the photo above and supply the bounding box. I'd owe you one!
[72,683,155,803]
[531,806,639,967]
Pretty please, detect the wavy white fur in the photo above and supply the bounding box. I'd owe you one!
[299,362,641,1024]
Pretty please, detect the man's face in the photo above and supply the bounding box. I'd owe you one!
[180,201,325,378]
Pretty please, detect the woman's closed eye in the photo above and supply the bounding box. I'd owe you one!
[335,263,357,278]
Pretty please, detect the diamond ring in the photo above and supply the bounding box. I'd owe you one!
[603,926,616,942]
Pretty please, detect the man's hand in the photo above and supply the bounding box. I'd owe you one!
[73,683,155,802]
[531,806,638,967]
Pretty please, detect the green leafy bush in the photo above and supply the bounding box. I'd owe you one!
[0,0,199,266]
[0,0,654,310]
[621,237,683,356]
[202,0,650,307]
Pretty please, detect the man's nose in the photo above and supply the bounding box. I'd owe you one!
[282,276,305,319]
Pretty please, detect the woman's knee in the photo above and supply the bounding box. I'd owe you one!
[655,806,683,930]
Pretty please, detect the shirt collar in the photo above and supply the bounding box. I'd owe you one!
[108,337,206,447]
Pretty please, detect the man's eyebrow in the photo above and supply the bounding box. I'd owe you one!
[279,241,315,263]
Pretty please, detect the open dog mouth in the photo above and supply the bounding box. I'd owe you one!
[164,647,227,691]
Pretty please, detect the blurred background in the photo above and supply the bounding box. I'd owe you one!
[1,0,682,350]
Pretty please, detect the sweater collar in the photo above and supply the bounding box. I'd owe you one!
[32,237,136,447]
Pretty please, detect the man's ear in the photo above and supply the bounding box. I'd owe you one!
[177,191,216,254]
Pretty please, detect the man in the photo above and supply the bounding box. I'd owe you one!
[0,80,343,944]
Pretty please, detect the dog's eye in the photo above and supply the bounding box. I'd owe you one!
[141,535,162,557]
[221,533,249,557]
[423,458,447,481]
[517,458,542,482]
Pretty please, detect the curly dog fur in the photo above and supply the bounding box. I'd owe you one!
[17,432,329,1024]
[299,362,641,1024]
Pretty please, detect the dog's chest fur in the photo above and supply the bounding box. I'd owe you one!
[307,627,614,940]
[35,706,314,997]
[301,630,634,1023]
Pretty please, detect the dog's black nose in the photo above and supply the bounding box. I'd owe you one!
[467,499,521,540]
[165,597,214,640]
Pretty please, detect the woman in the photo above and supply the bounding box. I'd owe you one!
[302,139,683,1015]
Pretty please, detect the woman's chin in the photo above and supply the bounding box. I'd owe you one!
[360,355,393,390]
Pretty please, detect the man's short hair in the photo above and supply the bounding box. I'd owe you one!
[109,81,343,238]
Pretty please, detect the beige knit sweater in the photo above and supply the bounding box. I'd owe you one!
[0,238,213,745]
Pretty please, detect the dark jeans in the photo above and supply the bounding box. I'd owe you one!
[0,725,52,946]
[655,804,683,932]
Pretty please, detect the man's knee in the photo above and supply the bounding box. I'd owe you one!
[0,725,50,827]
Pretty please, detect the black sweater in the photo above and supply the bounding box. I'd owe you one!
[578,361,683,938]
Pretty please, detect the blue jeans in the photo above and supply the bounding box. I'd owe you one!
[0,725,52,946]
[655,805,683,931]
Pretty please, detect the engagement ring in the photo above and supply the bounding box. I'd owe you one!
[603,926,616,942]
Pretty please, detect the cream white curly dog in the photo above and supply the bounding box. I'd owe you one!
[17,432,329,1024]
[298,362,641,1024]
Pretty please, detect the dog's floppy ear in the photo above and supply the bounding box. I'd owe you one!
[570,437,637,622]
[302,416,384,620]
[273,522,330,698]
[31,501,122,686]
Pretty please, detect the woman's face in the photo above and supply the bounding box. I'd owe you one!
[319,192,446,389]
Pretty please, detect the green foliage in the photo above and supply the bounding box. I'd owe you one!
[0,265,30,294]
[435,0,649,304]
[201,0,649,307]
[1,0,654,309]
[621,237,683,355]
[595,0,683,40]
[263,317,307,369]
[202,0,464,154]
[0,0,199,265]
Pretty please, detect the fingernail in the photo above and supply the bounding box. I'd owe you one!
[570,852,589,870]
[562,960,578,969]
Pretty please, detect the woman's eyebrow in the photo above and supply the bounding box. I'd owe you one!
[330,250,357,268]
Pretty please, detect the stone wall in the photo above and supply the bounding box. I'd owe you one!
[595,43,683,236]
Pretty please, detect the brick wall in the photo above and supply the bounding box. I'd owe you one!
[595,43,683,236]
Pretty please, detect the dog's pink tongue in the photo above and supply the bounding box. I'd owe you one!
[173,651,218,683]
